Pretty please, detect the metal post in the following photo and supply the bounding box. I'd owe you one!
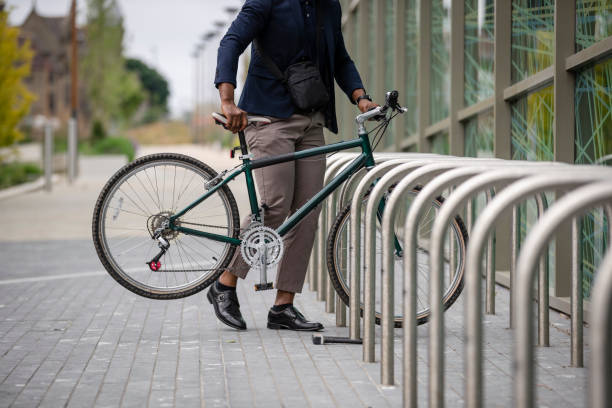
[571,217,583,367]
[535,196,549,346]
[485,191,495,315]
[510,206,518,328]
[44,122,53,192]
[68,117,78,182]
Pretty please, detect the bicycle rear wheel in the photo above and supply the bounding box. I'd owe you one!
[326,189,468,327]
[92,153,240,299]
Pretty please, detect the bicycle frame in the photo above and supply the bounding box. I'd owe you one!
[168,130,376,246]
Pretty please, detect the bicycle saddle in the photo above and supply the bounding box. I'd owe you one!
[212,112,272,126]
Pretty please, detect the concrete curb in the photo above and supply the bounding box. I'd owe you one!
[0,175,60,201]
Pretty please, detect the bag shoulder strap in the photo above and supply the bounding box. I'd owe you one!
[314,0,323,68]
[253,38,286,82]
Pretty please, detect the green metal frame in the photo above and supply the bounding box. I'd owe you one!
[168,132,375,246]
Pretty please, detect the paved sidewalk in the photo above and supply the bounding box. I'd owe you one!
[0,146,590,407]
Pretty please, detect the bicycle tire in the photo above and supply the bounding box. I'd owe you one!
[326,189,468,327]
[92,153,240,299]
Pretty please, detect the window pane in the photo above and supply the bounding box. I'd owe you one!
[511,85,554,161]
[576,0,612,51]
[430,0,451,124]
[511,0,555,83]
[464,0,495,106]
[404,0,419,139]
[430,132,449,154]
[575,58,612,298]
[511,85,555,283]
[464,111,494,158]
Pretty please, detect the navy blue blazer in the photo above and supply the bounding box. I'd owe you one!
[214,0,364,134]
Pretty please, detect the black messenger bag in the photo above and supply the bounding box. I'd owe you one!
[253,0,330,112]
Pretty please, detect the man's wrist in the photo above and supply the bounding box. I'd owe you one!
[351,88,366,104]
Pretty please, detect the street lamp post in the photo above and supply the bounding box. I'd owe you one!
[192,47,200,143]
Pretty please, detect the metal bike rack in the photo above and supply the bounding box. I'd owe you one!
[386,162,553,400]
[458,170,612,407]
[381,163,529,396]
[348,158,437,340]
[308,153,356,292]
[311,154,420,302]
[319,155,359,309]
[590,245,612,408]
[424,165,583,407]
[362,158,502,365]
[514,181,612,408]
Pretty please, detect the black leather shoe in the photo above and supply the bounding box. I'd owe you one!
[207,282,247,330]
[267,305,324,331]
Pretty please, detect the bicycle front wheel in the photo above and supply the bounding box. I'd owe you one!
[92,153,240,299]
[326,189,468,327]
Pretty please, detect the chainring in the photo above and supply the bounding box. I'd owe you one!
[240,225,284,268]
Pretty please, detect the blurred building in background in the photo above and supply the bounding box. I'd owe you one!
[17,4,90,137]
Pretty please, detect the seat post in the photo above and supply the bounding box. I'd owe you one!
[238,131,249,155]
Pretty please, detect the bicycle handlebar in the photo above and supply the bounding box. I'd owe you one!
[355,90,407,126]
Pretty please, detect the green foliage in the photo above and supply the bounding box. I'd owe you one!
[0,9,35,153]
[125,58,169,122]
[0,162,42,189]
[81,0,144,127]
[91,120,107,142]
[82,136,135,161]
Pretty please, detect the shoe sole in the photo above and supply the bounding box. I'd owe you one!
[207,290,247,331]
[267,322,324,332]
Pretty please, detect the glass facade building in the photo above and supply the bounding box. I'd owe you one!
[334,0,611,300]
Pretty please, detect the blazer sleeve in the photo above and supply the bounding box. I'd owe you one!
[332,4,364,104]
[214,0,272,88]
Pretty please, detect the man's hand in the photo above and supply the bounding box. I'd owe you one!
[221,102,248,133]
[358,98,378,114]
[219,83,248,133]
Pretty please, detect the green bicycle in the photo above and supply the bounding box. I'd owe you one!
[92,90,468,326]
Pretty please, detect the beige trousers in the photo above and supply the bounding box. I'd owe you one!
[227,112,326,293]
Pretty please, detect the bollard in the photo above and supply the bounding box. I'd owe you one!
[44,122,53,192]
[67,117,78,183]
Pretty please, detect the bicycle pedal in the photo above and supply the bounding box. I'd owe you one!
[254,282,274,291]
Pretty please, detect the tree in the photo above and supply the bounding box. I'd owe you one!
[125,58,170,122]
[0,8,35,153]
[81,0,144,132]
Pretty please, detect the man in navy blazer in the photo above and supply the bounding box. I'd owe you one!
[208,0,376,332]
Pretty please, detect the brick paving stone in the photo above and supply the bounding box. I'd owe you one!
[0,237,593,407]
